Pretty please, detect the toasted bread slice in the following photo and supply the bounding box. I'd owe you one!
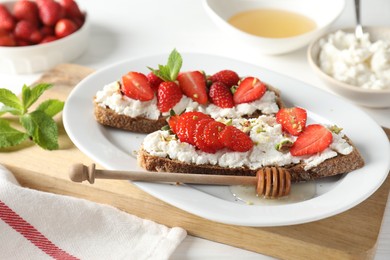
[137,114,365,182]
[94,82,285,133]
[138,139,364,182]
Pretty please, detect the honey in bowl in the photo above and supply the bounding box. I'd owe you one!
[228,9,317,38]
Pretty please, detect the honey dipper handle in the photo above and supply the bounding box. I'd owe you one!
[69,163,258,186]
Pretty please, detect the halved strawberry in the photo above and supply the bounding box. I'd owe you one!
[194,118,215,153]
[176,111,211,144]
[209,70,240,88]
[233,77,266,104]
[157,81,182,112]
[219,125,253,152]
[209,82,234,108]
[177,71,208,104]
[147,71,163,92]
[203,121,226,151]
[121,72,154,101]
[276,107,307,136]
[290,124,333,156]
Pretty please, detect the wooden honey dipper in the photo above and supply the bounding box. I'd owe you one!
[69,164,291,198]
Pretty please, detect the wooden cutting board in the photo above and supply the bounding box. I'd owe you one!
[1,64,389,260]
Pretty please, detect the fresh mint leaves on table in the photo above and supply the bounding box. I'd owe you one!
[0,84,64,150]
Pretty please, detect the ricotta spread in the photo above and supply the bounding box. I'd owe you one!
[142,116,354,171]
[94,81,280,120]
[318,30,390,90]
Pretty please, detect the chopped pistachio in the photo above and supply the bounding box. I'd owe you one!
[329,125,343,134]
[275,139,294,153]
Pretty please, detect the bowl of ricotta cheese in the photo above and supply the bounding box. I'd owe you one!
[307,27,390,108]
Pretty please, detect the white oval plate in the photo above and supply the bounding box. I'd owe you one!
[63,53,390,227]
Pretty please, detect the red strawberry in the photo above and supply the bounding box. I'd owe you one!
[38,0,64,26]
[40,35,57,44]
[194,118,215,153]
[0,33,16,46]
[219,125,253,152]
[168,114,179,133]
[176,112,211,145]
[59,0,84,19]
[13,1,40,27]
[40,25,54,37]
[14,20,42,43]
[233,77,266,104]
[157,81,182,112]
[55,18,77,38]
[203,121,226,151]
[147,71,163,92]
[177,71,208,104]
[290,124,333,156]
[276,107,307,136]
[209,82,234,108]
[121,71,154,101]
[0,4,15,31]
[209,70,240,88]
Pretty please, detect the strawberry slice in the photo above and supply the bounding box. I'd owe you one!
[176,112,211,144]
[121,72,154,101]
[233,77,266,104]
[219,125,253,152]
[194,118,215,153]
[177,71,208,104]
[209,82,234,108]
[203,121,226,151]
[167,114,179,133]
[157,81,182,112]
[209,70,240,88]
[276,107,307,136]
[290,124,333,156]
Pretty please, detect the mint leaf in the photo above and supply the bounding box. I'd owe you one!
[22,83,53,111]
[0,119,29,148]
[0,89,23,115]
[20,110,59,150]
[0,105,22,116]
[36,99,64,117]
[148,49,182,82]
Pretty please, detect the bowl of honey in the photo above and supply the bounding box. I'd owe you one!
[203,0,346,55]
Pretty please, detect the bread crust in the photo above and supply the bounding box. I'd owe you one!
[94,83,284,133]
[137,138,364,182]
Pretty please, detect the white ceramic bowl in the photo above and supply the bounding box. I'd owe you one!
[203,0,345,55]
[0,1,90,74]
[307,27,390,108]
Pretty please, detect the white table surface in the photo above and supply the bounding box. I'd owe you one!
[1,0,389,259]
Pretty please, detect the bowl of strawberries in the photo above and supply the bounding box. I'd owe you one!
[0,0,89,74]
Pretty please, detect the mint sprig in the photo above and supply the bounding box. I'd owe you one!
[148,48,183,82]
[0,84,64,150]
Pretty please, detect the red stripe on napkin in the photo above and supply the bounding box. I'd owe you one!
[0,200,79,260]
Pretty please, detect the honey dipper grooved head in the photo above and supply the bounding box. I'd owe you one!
[256,167,291,198]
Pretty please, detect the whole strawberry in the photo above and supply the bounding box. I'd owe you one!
[0,29,16,46]
[13,0,40,27]
[157,82,183,112]
[209,82,234,108]
[0,4,15,31]
[209,70,240,88]
[14,20,42,44]
[59,0,84,20]
[55,18,77,38]
[37,0,64,26]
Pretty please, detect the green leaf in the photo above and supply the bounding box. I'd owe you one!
[20,110,59,150]
[0,105,22,116]
[22,83,53,111]
[0,89,23,115]
[36,99,64,117]
[0,119,29,148]
[147,48,182,82]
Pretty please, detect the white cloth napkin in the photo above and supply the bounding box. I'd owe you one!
[0,165,187,260]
